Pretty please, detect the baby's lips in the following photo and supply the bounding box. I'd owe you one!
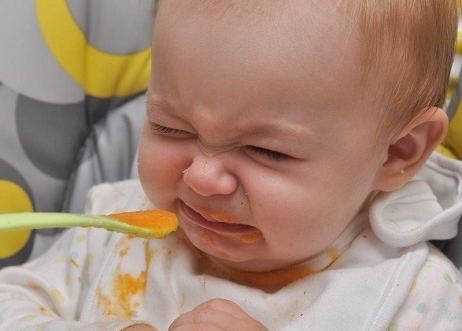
[186,204,263,243]
[200,209,244,225]
[200,210,263,243]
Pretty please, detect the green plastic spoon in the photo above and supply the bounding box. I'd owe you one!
[0,210,179,238]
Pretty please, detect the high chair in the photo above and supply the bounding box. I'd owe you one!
[0,0,155,267]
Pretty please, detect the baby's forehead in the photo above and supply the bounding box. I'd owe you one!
[152,0,376,128]
[158,0,352,21]
[157,0,360,50]
[155,0,457,128]
[155,0,363,81]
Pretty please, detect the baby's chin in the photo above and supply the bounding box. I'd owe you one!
[182,233,260,270]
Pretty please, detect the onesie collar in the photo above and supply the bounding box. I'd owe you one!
[370,152,462,247]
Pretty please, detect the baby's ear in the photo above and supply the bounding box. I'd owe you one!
[374,107,448,192]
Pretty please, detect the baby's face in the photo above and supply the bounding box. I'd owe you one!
[139,0,389,272]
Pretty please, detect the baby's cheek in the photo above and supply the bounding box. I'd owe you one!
[139,167,178,212]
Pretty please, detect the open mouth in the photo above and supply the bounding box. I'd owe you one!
[180,202,263,243]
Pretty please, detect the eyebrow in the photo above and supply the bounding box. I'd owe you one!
[146,95,312,143]
[146,96,176,115]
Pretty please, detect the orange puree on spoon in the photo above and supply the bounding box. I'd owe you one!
[110,210,178,229]
[107,210,179,238]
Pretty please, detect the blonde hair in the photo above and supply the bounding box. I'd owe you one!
[155,0,460,137]
[351,0,460,136]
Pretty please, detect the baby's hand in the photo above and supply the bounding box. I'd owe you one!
[123,325,157,331]
[169,298,269,331]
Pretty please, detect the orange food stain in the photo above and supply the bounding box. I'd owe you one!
[144,239,159,267]
[211,262,316,289]
[202,254,316,289]
[219,252,230,260]
[328,248,339,262]
[237,232,262,244]
[98,266,147,319]
[115,272,146,305]
[209,211,241,224]
[98,240,158,319]
[119,246,129,257]
[201,233,213,244]
[109,210,178,231]
[28,282,41,290]
[97,291,115,317]
[204,245,341,289]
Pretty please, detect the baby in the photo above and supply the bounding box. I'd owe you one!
[1,0,462,330]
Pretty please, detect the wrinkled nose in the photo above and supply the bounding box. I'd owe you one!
[183,156,237,197]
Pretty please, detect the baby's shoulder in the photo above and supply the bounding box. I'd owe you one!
[389,244,462,330]
[418,244,462,287]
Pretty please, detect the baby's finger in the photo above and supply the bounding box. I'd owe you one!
[169,299,267,331]
[169,301,231,331]
[169,323,223,331]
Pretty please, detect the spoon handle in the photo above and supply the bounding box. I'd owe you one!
[0,213,114,231]
[0,212,177,238]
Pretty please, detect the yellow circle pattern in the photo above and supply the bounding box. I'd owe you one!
[36,0,151,98]
[440,31,462,159]
[0,180,33,259]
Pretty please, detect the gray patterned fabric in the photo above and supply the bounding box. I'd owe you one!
[0,0,154,267]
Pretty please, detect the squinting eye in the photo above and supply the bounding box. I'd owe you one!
[151,123,189,135]
[246,146,289,161]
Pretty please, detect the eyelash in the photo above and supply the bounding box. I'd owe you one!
[151,123,189,135]
[246,146,289,162]
[151,123,289,162]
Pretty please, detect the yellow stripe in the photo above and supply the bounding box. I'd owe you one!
[0,181,33,259]
[457,31,462,54]
[443,100,462,159]
[36,0,150,98]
